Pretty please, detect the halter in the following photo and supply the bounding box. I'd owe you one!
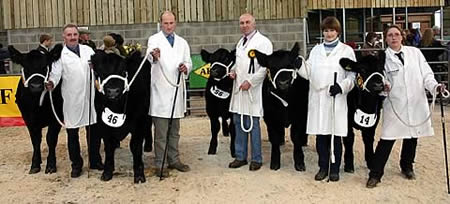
[210,61,234,81]
[267,68,298,90]
[96,72,129,94]
[358,72,385,93]
[21,67,49,88]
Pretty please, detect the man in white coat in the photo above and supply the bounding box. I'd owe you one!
[146,11,192,177]
[46,23,102,178]
[228,13,273,171]
[366,25,447,188]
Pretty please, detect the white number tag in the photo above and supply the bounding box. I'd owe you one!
[354,109,377,128]
[210,86,230,99]
[102,107,126,128]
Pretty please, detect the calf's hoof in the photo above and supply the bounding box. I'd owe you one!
[100,171,113,181]
[207,147,217,155]
[295,163,306,172]
[270,162,280,171]
[144,143,152,152]
[89,162,104,170]
[45,164,57,174]
[134,174,146,184]
[29,167,41,174]
[366,177,380,188]
[344,165,355,173]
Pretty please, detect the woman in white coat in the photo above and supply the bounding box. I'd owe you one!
[298,16,356,182]
[366,25,446,188]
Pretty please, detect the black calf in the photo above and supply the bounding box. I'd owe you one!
[339,52,386,172]
[255,43,309,171]
[9,44,64,174]
[91,50,151,183]
[200,48,236,157]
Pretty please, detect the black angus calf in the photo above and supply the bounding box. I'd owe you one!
[254,43,309,171]
[91,50,151,183]
[200,49,236,157]
[8,44,64,174]
[339,52,386,172]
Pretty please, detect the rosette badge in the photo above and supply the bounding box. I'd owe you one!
[248,49,256,58]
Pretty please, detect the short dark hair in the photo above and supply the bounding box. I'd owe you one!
[63,23,78,32]
[159,10,177,22]
[39,34,53,44]
[365,32,378,42]
[320,16,341,34]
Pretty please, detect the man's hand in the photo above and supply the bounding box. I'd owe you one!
[178,63,188,74]
[239,80,251,91]
[45,81,54,91]
[150,48,160,61]
[229,71,236,80]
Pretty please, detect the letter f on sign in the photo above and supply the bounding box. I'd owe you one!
[0,89,13,104]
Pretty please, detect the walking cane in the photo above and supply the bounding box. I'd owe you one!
[328,72,337,182]
[87,60,93,178]
[160,70,182,181]
[439,92,450,194]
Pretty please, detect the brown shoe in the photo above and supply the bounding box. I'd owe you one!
[249,162,262,171]
[155,168,169,177]
[366,177,380,188]
[168,162,191,172]
[228,159,248,168]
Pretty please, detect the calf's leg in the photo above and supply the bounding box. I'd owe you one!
[28,126,42,174]
[343,126,355,173]
[208,116,220,155]
[45,124,61,174]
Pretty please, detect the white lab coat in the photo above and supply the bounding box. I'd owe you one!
[382,46,438,140]
[49,44,96,128]
[146,31,192,118]
[298,42,356,136]
[229,31,273,117]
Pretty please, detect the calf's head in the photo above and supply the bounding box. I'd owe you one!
[339,52,386,94]
[255,43,302,91]
[8,44,63,94]
[200,48,235,80]
[91,51,127,100]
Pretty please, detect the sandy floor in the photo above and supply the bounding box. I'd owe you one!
[1,107,450,203]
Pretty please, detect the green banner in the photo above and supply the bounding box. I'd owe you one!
[188,55,210,89]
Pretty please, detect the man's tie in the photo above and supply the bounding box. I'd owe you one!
[242,37,248,46]
[167,34,174,47]
[395,52,404,65]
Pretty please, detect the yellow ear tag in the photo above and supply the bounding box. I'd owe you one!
[95,80,100,91]
[345,65,352,71]
[248,49,256,58]
[357,75,364,89]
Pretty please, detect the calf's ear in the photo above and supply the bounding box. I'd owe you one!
[200,49,211,63]
[290,42,300,58]
[50,43,63,62]
[253,49,268,67]
[7,45,24,65]
[339,58,356,72]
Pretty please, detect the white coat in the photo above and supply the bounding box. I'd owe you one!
[146,31,192,118]
[298,42,356,136]
[229,31,273,117]
[49,44,96,128]
[382,46,438,140]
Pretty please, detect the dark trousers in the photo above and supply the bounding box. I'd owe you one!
[369,138,418,179]
[66,126,102,169]
[316,135,343,174]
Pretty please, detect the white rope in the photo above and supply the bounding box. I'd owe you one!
[269,68,297,89]
[210,61,234,81]
[269,91,288,107]
[21,67,49,88]
[236,89,254,133]
[128,55,148,88]
[49,89,66,128]
[362,72,385,93]
[97,72,129,94]
[388,84,450,127]
[158,57,182,87]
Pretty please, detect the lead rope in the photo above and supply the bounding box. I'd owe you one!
[388,84,450,127]
[236,89,254,132]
